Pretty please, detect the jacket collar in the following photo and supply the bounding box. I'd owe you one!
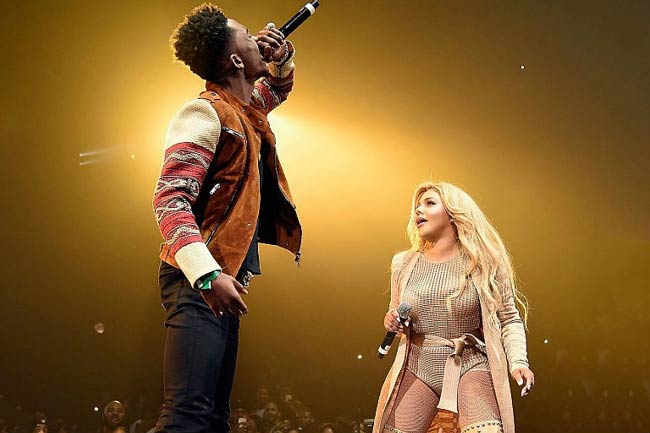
[205,82,270,133]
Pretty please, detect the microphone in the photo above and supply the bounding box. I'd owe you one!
[278,1,320,38]
[378,302,411,359]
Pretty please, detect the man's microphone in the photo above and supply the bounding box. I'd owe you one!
[378,302,411,359]
[278,1,320,38]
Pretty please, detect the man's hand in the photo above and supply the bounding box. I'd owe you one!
[384,309,406,333]
[511,367,535,397]
[200,272,248,317]
[255,25,288,63]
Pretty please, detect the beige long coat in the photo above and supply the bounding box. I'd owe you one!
[372,251,528,433]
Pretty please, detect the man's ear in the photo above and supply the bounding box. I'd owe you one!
[230,54,244,70]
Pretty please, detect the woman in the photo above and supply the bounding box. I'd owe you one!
[373,182,534,433]
[264,402,290,433]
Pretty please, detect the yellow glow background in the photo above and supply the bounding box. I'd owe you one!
[1,0,648,430]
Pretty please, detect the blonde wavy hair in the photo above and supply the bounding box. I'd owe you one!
[406,181,528,329]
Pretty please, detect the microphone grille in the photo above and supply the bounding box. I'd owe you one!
[396,302,411,319]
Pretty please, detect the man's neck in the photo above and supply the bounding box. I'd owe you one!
[219,76,255,105]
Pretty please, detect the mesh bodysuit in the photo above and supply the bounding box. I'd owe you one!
[403,253,489,393]
[385,253,502,433]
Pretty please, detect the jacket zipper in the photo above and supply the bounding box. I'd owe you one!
[204,127,250,246]
[272,147,301,263]
[273,148,295,209]
[222,126,245,139]
[209,183,221,195]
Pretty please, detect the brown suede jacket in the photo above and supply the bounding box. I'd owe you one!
[193,84,301,275]
[153,47,301,286]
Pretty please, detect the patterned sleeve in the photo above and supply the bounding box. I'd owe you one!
[495,266,530,373]
[152,99,222,288]
[251,41,296,113]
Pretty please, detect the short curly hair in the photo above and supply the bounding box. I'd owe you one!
[170,3,232,81]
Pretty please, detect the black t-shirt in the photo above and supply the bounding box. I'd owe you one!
[239,153,264,277]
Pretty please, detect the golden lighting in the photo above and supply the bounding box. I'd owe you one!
[1,1,647,429]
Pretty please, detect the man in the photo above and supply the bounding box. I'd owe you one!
[253,387,271,419]
[152,4,302,432]
[296,410,316,433]
[100,401,126,433]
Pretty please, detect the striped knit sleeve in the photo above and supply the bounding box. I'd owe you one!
[153,99,222,288]
[495,267,530,373]
[252,41,295,112]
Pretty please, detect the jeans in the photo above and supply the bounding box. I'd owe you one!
[155,261,239,433]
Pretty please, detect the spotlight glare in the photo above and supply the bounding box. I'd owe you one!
[543,339,549,344]
[94,322,105,334]
[357,354,363,360]
[93,406,99,412]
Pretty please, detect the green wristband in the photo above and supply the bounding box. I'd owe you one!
[196,270,221,291]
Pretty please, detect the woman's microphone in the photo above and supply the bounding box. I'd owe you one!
[378,302,411,359]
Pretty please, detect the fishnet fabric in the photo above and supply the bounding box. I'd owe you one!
[402,254,489,393]
[457,371,501,429]
[385,371,502,433]
[385,370,439,433]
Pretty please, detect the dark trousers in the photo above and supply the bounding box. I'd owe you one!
[155,261,239,433]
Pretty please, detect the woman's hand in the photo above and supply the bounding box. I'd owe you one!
[511,367,535,397]
[384,309,406,333]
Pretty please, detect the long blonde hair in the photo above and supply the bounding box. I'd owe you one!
[406,181,528,329]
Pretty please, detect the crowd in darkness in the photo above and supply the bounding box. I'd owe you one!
[0,384,372,433]
[1,298,649,433]
[2,372,650,433]
[2,369,650,433]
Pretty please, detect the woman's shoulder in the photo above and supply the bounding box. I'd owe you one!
[391,249,417,270]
